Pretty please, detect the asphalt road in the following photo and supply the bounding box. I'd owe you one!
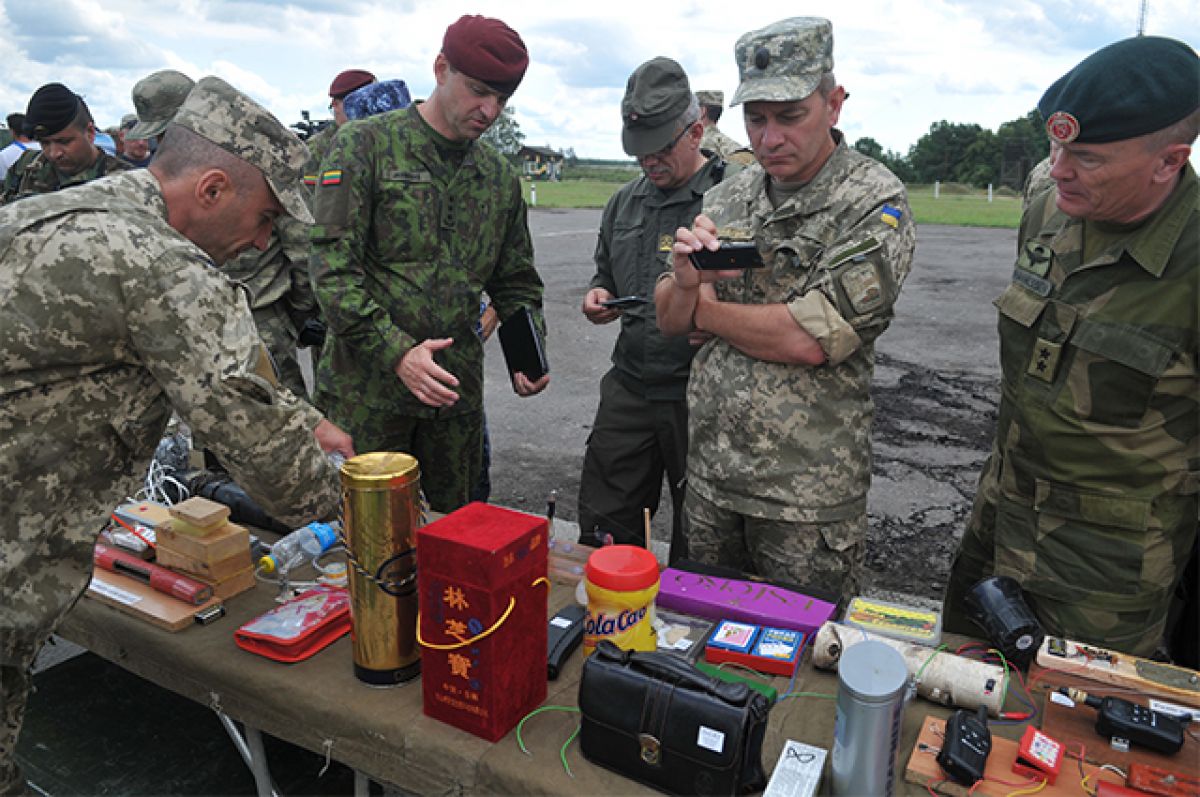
[483,208,1017,601]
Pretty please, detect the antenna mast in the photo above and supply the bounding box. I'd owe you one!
[1136,0,1148,35]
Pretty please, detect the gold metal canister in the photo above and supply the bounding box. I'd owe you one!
[340,452,422,685]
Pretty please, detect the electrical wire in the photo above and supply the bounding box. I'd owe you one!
[1005,777,1047,796]
[514,705,582,778]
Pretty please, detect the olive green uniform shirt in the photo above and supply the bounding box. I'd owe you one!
[1,146,131,204]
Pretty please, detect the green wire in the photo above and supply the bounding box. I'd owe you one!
[516,704,582,778]
[991,647,1012,710]
[914,643,947,683]
[560,723,581,777]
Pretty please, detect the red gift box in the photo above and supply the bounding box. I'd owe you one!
[417,502,548,742]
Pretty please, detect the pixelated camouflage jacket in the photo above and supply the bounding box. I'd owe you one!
[309,104,544,419]
[0,146,131,204]
[592,154,727,401]
[688,135,916,522]
[0,170,340,655]
[700,125,755,167]
[979,164,1198,613]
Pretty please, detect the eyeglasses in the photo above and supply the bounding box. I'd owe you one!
[638,124,692,161]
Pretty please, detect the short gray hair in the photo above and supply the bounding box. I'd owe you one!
[152,123,262,195]
[1144,107,1200,151]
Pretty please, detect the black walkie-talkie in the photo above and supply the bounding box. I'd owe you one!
[547,604,586,680]
[937,705,992,786]
[1061,688,1186,755]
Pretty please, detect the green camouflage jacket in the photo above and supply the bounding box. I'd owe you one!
[592,154,726,401]
[309,105,544,419]
[303,124,338,191]
[983,164,1198,615]
[688,135,915,521]
[0,170,340,657]
[1,146,131,204]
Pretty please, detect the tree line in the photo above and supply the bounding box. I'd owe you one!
[853,110,1050,189]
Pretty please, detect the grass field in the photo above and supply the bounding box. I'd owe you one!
[522,177,1024,228]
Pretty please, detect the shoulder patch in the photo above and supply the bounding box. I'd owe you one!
[880,204,902,228]
[319,169,343,186]
[840,260,885,315]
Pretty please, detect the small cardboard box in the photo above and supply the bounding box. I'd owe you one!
[417,502,548,742]
[158,520,249,565]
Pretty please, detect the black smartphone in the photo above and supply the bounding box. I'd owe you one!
[689,241,764,270]
[599,295,648,308]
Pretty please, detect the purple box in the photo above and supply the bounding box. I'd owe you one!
[656,568,837,634]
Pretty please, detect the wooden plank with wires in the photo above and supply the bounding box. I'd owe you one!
[905,716,1126,797]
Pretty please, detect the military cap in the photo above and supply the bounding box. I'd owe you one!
[442,15,529,96]
[173,76,313,224]
[731,17,834,106]
[129,70,195,140]
[328,69,376,99]
[343,79,412,121]
[696,90,724,108]
[1038,36,1200,145]
[120,113,138,130]
[621,57,694,157]
[25,83,82,138]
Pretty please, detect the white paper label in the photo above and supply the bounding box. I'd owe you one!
[1049,690,1075,708]
[550,616,573,628]
[1149,699,1200,723]
[89,577,142,605]
[764,740,827,797]
[697,726,725,754]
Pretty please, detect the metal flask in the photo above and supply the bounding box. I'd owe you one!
[340,452,422,685]
[831,639,909,796]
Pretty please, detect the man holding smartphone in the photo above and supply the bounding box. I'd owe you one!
[577,58,731,557]
[657,18,915,599]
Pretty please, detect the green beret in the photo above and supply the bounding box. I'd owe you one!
[1038,36,1199,145]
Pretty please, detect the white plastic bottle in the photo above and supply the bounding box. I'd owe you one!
[259,522,338,574]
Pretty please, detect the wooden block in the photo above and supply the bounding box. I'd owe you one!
[193,564,256,601]
[87,568,222,632]
[1035,637,1200,709]
[155,545,252,581]
[158,521,249,565]
[1039,694,1199,779]
[905,715,1125,796]
[115,501,173,529]
[168,496,231,530]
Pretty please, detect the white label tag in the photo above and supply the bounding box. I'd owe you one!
[697,726,725,754]
[89,577,142,605]
[550,616,573,628]
[1049,690,1075,708]
[1149,699,1200,723]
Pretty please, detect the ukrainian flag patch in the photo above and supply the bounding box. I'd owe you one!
[881,204,902,228]
[320,169,343,186]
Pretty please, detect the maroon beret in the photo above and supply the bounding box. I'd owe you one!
[442,15,529,96]
[329,69,376,99]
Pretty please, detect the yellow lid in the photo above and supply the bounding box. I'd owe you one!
[338,452,420,489]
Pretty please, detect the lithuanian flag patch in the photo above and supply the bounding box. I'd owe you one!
[303,173,318,186]
[320,169,343,186]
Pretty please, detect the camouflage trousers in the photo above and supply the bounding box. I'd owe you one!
[577,371,687,560]
[683,485,864,601]
[941,455,1194,658]
[252,308,309,400]
[0,529,94,796]
[343,410,484,515]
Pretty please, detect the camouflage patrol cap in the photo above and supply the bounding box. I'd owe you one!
[173,76,313,224]
[621,57,693,156]
[120,113,138,130]
[696,90,724,108]
[128,70,195,140]
[731,17,834,105]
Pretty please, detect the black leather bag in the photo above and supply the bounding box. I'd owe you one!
[578,640,771,796]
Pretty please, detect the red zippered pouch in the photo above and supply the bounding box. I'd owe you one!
[235,586,351,663]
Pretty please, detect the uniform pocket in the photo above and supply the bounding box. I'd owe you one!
[1064,320,1177,428]
[994,480,1159,609]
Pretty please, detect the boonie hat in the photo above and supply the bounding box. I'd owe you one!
[129,70,195,140]
[1038,36,1200,145]
[328,69,376,99]
[173,76,314,224]
[731,17,834,106]
[25,83,82,138]
[696,90,724,108]
[621,57,693,157]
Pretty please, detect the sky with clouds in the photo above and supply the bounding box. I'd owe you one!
[1,0,1196,160]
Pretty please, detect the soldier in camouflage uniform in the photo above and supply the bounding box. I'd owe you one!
[304,69,375,189]
[577,58,730,557]
[310,15,548,513]
[1,83,131,204]
[942,37,1199,659]
[696,89,755,167]
[0,77,354,794]
[656,17,915,599]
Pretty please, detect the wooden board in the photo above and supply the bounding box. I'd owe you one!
[905,716,1125,796]
[87,568,223,631]
[1039,694,1199,779]
[1035,637,1200,709]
